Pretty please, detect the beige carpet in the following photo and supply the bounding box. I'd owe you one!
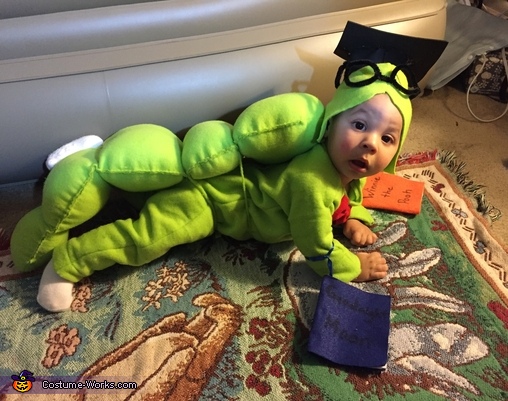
[406,84,508,245]
[1,84,507,246]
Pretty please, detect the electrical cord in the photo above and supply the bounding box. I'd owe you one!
[466,47,508,122]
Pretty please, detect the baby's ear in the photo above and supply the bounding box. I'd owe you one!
[323,116,337,139]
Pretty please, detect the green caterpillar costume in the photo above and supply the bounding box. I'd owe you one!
[11,63,412,287]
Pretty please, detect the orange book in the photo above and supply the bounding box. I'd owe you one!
[362,172,424,215]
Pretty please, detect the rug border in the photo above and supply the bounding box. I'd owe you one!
[397,157,508,306]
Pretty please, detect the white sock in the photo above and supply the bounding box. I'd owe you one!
[37,259,75,312]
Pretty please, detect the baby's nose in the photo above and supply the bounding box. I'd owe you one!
[361,136,378,153]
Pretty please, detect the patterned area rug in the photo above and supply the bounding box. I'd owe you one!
[0,151,507,400]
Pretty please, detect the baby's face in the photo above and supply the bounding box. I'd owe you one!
[326,94,403,186]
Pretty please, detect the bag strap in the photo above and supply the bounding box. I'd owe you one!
[466,48,508,122]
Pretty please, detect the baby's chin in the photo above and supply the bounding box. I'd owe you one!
[343,168,385,184]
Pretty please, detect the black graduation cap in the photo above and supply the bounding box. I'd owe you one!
[334,21,448,91]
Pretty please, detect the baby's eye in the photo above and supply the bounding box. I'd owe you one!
[353,121,366,131]
[382,134,395,144]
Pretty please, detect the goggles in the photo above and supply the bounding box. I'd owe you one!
[334,59,421,99]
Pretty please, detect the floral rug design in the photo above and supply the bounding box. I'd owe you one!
[0,151,507,400]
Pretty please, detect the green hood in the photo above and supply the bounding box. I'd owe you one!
[318,62,413,174]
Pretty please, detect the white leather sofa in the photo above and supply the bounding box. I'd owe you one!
[0,0,447,185]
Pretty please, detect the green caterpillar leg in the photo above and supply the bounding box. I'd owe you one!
[11,148,111,273]
[52,179,214,283]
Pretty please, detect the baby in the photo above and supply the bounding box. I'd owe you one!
[9,59,415,312]
[327,90,403,281]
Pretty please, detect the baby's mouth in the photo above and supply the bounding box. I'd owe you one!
[350,159,368,171]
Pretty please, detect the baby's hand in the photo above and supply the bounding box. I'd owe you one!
[354,252,388,282]
[343,219,378,246]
